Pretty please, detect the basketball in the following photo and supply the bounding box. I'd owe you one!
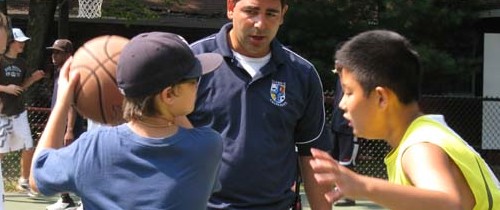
[70,35,129,125]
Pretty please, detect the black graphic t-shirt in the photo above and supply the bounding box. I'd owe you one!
[0,56,29,116]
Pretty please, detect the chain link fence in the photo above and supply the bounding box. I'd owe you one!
[2,84,500,192]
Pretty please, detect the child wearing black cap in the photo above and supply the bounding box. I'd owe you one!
[29,32,224,209]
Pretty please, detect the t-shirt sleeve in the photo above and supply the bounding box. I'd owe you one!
[295,68,333,156]
[33,146,78,196]
[297,125,332,156]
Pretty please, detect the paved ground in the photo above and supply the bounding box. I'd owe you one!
[4,192,387,210]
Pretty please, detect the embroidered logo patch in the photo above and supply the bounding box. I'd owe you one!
[270,80,287,106]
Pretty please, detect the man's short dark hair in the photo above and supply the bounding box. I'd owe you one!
[335,30,421,104]
[233,0,287,8]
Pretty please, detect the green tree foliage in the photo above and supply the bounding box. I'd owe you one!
[279,0,480,94]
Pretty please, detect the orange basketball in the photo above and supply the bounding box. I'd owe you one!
[70,35,129,125]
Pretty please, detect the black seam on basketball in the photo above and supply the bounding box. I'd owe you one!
[71,64,108,124]
[76,43,109,124]
[100,53,121,86]
[104,36,120,65]
[79,42,115,124]
[72,65,96,103]
[103,36,123,86]
[74,36,127,124]
[82,36,121,86]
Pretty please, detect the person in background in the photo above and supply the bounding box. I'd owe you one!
[188,0,332,209]
[310,30,500,210]
[0,27,44,197]
[45,39,86,210]
[0,11,10,210]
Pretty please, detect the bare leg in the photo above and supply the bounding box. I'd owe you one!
[21,148,34,179]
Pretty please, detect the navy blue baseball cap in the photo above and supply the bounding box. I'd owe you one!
[117,32,222,97]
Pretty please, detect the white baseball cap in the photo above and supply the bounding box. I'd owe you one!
[12,28,30,42]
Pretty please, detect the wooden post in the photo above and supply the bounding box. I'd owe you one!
[0,0,6,15]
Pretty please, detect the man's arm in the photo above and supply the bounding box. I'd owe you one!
[64,107,78,145]
[29,58,76,192]
[300,155,332,210]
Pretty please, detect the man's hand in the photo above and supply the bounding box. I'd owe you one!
[64,131,75,146]
[31,70,45,82]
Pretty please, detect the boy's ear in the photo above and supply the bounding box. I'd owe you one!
[159,87,175,104]
[374,86,390,108]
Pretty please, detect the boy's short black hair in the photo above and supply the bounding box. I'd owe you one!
[335,30,421,104]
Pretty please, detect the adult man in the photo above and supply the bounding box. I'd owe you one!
[188,0,332,209]
[45,39,86,210]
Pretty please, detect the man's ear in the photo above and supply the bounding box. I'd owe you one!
[280,4,289,25]
[227,0,235,19]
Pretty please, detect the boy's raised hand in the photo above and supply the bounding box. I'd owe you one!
[309,148,363,203]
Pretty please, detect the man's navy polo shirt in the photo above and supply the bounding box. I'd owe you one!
[189,23,332,209]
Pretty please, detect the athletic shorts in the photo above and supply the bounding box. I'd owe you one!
[0,111,34,153]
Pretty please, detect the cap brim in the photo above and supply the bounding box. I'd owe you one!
[195,53,223,75]
[166,52,223,83]
[14,37,30,42]
[46,47,64,51]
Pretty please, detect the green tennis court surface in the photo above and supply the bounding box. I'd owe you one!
[5,192,386,210]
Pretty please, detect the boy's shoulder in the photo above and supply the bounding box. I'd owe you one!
[188,126,222,139]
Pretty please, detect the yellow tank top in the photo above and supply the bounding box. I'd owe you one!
[385,115,500,210]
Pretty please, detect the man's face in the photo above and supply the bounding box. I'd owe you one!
[338,69,384,139]
[51,50,70,68]
[227,0,287,57]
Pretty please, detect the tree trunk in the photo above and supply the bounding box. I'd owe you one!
[26,0,57,70]
[58,0,69,38]
[0,0,7,15]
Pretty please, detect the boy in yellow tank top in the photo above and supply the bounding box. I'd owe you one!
[309,30,499,210]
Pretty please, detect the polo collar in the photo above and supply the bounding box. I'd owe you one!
[215,23,287,66]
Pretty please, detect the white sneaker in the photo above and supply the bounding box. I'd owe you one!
[17,177,44,199]
[46,197,77,210]
[16,177,29,192]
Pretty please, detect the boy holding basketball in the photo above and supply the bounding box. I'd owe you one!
[30,32,224,209]
[309,30,500,210]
